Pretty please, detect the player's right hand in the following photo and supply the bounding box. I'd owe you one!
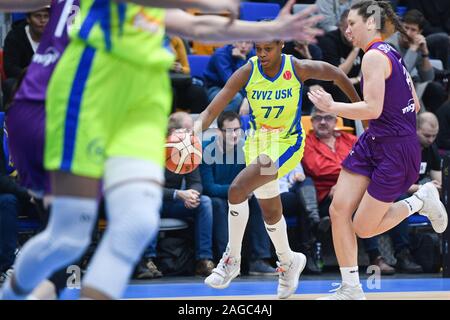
[276,0,324,43]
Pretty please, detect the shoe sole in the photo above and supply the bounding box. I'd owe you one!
[248,271,278,276]
[278,253,307,299]
[204,269,240,289]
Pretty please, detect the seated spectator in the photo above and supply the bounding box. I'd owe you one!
[3,7,49,80]
[283,41,322,61]
[436,87,450,150]
[413,112,441,189]
[404,0,449,70]
[200,111,276,275]
[302,107,419,274]
[283,40,323,114]
[167,35,209,114]
[203,41,254,113]
[318,9,364,104]
[386,9,447,113]
[383,112,443,273]
[135,112,215,279]
[279,163,324,274]
[315,0,351,32]
[0,126,33,284]
[2,6,49,106]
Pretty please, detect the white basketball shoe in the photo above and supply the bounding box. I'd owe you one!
[276,252,307,299]
[414,182,448,233]
[204,252,240,289]
[317,283,366,300]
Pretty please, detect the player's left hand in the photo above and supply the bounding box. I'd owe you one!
[307,88,334,112]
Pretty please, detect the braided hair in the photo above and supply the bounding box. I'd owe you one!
[350,0,411,42]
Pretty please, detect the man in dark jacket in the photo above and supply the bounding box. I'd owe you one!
[3,7,50,79]
[0,124,33,284]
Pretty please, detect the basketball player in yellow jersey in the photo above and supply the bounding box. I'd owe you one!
[195,40,360,299]
[1,0,328,301]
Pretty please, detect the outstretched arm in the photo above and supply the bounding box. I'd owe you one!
[1,0,237,13]
[295,59,361,103]
[194,63,252,134]
[308,50,388,120]
[166,0,323,43]
[0,0,50,11]
[117,0,239,18]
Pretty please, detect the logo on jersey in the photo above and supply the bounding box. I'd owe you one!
[402,98,415,114]
[376,43,393,54]
[251,88,293,100]
[86,138,105,164]
[133,9,162,34]
[33,47,61,67]
[283,70,292,80]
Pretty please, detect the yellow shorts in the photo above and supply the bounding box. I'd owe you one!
[244,129,306,178]
[45,40,172,178]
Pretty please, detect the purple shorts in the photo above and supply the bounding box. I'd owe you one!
[342,131,420,202]
[6,100,49,195]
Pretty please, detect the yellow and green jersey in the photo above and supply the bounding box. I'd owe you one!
[243,54,306,178]
[245,54,303,138]
[75,0,173,69]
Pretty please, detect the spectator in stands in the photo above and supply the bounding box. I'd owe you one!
[302,107,419,274]
[315,0,351,32]
[200,111,277,275]
[203,41,255,113]
[412,112,441,190]
[135,112,215,279]
[0,125,33,284]
[404,0,449,71]
[279,163,323,274]
[384,112,443,273]
[318,9,364,103]
[386,9,447,113]
[3,7,49,79]
[283,40,323,114]
[436,86,450,150]
[167,35,209,114]
[283,40,322,61]
[2,7,49,107]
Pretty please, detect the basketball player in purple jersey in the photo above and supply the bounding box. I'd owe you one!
[4,0,80,299]
[7,0,78,202]
[308,0,448,300]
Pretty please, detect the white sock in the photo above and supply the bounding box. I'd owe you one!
[401,195,424,216]
[340,266,360,286]
[227,200,250,258]
[264,216,293,264]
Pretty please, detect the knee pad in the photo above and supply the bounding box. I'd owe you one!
[254,180,280,199]
[104,157,163,262]
[39,197,98,266]
[13,196,97,292]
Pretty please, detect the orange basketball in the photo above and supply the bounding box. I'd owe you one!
[165,130,202,174]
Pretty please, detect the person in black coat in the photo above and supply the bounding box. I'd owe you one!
[3,7,50,80]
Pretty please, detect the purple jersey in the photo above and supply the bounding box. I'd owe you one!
[13,0,79,103]
[363,41,416,138]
